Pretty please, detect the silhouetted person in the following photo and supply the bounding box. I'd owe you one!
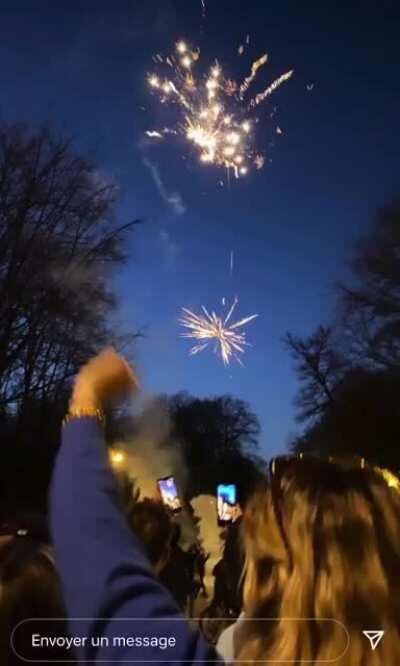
[127,498,172,575]
[0,525,69,664]
[160,523,192,611]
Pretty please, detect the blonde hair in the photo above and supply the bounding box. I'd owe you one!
[236,458,400,665]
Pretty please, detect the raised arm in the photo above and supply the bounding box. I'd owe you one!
[50,349,222,664]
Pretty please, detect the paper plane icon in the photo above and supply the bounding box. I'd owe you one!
[362,630,385,651]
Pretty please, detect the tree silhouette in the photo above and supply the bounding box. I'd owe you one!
[0,123,138,510]
[287,200,400,471]
[166,392,264,502]
[291,368,400,470]
[284,326,347,423]
[340,199,400,369]
[108,392,264,505]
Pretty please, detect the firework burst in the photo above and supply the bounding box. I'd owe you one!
[180,298,258,366]
[146,40,293,177]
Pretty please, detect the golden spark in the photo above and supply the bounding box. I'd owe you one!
[147,40,293,178]
[180,298,258,366]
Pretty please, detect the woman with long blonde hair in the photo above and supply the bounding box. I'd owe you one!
[236,456,400,665]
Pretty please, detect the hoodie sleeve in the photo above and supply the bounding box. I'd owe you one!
[50,417,223,664]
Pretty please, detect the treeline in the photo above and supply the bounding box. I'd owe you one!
[286,200,400,471]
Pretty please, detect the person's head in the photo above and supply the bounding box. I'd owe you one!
[0,532,67,664]
[128,499,172,575]
[238,456,400,664]
[221,518,245,614]
[170,522,182,550]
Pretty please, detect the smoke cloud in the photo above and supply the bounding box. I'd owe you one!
[112,399,223,562]
[143,157,186,216]
[114,396,187,500]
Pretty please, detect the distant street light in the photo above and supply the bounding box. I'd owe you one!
[110,449,126,468]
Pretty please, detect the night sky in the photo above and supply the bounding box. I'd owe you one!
[1,1,399,457]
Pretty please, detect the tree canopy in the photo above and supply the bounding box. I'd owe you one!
[287,200,400,471]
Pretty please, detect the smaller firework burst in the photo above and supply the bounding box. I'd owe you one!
[180,298,258,366]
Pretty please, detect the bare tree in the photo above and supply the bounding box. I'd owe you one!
[0,123,138,416]
[340,199,400,369]
[166,392,262,500]
[286,199,400,469]
[284,326,347,423]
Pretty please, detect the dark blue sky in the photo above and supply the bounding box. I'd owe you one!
[1,1,399,457]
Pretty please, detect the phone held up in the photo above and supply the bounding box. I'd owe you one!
[157,475,182,513]
[217,483,239,526]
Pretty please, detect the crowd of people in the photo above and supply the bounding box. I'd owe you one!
[1,348,400,664]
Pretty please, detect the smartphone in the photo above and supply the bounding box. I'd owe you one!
[157,476,182,513]
[217,483,237,525]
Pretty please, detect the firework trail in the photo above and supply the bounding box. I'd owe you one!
[249,69,294,108]
[239,53,268,97]
[146,40,293,178]
[180,298,258,366]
